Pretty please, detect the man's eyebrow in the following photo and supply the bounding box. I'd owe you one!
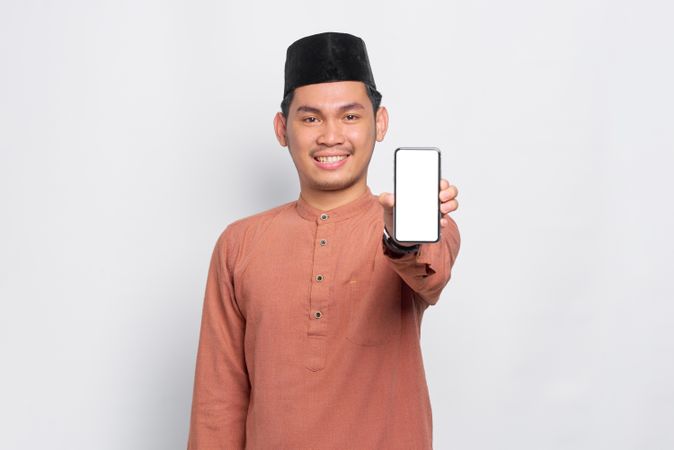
[294,103,366,114]
[337,102,365,112]
[295,105,322,114]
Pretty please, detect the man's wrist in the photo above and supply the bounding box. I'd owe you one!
[382,227,420,255]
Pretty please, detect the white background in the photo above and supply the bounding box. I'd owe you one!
[1,1,673,449]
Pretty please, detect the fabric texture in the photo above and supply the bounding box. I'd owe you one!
[283,31,379,98]
[187,185,461,449]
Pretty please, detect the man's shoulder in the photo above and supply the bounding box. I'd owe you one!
[212,200,295,272]
[217,199,295,246]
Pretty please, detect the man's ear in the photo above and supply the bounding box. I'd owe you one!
[375,106,389,142]
[273,112,288,147]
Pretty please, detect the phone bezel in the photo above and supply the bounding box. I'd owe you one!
[393,147,441,244]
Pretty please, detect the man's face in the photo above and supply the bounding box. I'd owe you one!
[274,80,388,192]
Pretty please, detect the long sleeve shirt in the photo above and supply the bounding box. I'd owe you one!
[187,185,461,450]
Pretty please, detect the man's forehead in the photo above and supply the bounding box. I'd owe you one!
[295,102,366,115]
[292,81,369,102]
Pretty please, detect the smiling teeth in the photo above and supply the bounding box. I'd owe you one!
[316,155,347,163]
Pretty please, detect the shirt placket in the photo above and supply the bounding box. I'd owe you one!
[305,212,336,372]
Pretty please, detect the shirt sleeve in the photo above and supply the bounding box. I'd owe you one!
[382,216,461,306]
[187,230,250,450]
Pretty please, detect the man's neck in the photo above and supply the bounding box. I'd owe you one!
[299,182,368,211]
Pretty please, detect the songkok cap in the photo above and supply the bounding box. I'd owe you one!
[283,31,380,98]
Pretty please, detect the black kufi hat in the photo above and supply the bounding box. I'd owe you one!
[283,32,379,98]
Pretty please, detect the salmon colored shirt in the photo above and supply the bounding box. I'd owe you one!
[187,185,461,449]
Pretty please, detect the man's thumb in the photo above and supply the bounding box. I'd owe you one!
[378,192,394,208]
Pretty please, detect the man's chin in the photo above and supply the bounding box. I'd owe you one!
[307,176,359,192]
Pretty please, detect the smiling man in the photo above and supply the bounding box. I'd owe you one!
[187,32,461,449]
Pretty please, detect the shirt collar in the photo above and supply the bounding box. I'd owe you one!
[295,185,379,223]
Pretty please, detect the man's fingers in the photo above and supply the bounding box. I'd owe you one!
[440,185,459,202]
[440,199,459,213]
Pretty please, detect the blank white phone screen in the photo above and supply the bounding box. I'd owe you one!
[394,148,440,243]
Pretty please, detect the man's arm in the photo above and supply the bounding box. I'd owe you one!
[187,230,250,449]
[382,215,461,306]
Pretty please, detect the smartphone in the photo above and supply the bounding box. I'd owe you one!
[393,147,441,244]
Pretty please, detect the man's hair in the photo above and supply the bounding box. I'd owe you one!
[280,83,382,118]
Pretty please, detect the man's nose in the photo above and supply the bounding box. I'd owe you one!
[316,119,345,146]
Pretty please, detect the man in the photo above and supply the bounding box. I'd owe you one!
[187,31,461,449]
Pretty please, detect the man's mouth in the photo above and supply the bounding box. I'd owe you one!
[313,155,349,163]
[312,154,351,170]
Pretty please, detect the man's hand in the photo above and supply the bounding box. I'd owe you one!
[378,178,460,245]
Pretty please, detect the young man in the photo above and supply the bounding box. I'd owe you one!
[187,32,461,449]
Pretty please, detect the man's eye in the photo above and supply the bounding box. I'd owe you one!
[345,114,359,121]
[303,117,318,123]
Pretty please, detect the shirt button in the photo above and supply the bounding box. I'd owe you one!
[313,311,323,319]
[320,213,329,220]
[315,274,324,282]
[319,239,327,246]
